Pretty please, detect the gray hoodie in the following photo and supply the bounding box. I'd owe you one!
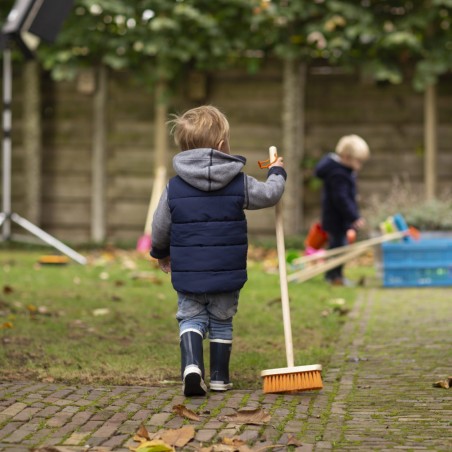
[151,148,287,256]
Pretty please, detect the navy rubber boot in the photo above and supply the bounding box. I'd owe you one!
[209,340,233,391]
[180,330,207,397]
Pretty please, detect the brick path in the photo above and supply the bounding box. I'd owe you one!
[0,287,451,451]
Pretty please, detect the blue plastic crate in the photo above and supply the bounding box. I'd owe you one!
[382,238,452,287]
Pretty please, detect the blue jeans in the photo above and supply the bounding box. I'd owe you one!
[326,232,347,281]
[176,291,240,341]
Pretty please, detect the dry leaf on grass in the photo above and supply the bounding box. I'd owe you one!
[218,408,271,425]
[93,308,110,316]
[172,404,200,421]
[129,271,163,284]
[2,285,13,294]
[432,377,452,389]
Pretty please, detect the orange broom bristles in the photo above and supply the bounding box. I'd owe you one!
[261,364,323,394]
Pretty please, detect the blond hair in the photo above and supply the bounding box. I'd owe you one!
[335,134,370,161]
[169,105,230,151]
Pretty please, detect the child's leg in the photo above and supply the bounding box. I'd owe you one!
[177,293,209,396]
[209,336,233,391]
[207,291,239,391]
[179,330,207,396]
[325,232,347,282]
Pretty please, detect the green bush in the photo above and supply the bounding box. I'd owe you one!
[363,177,452,231]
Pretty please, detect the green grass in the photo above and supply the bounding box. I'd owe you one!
[0,246,367,389]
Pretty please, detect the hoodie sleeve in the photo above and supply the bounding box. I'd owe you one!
[245,166,287,210]
[149,187,171,259]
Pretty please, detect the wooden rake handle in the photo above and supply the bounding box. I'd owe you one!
[270,146,294,368]
[288,230,409,284]
[292,230,406,266]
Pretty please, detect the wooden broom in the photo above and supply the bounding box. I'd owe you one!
[136,165,167,252]
[261,146,323,394]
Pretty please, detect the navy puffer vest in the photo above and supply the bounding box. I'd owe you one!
[167,173,248,294]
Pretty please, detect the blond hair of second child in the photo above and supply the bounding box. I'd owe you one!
[150,105,286,396]
[314,134,370,285]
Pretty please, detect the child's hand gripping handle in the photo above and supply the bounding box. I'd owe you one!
[270,146,294,368]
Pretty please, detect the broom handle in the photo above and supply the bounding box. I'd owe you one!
[144,166,167,234]
[270,146,294,368]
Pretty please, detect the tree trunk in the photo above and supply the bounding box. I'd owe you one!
[23,60,42,225]
[424,84,437,201]
[282,58,306,235]
[91,65,108,242]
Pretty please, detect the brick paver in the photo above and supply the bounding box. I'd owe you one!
[0,286,450,450]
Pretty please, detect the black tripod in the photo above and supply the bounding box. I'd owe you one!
[0,39,86,264]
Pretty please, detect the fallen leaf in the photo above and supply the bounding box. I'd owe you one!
[121,257,138,270]
[329,298,345,306]
[199,446,233,452]
[70,319,87,329]
[222,437,248,447]
[218,407,271,425]
[1,322,13,329]
[287,434,302,446]
[37,306,52,316]
[158,425,195,447]
[199,437,256,452]
[432,377,452,389]
[130,271,162,284]
[41,376,55,383]
[93,308,110,316]
[3,285,13,294]
[136,424,151,441]
[129,439,174,452]
[172,404,200,421]
[333,306,350,316]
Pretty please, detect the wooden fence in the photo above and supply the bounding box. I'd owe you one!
[2,63,451,244]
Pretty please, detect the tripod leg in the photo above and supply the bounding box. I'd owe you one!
[11,213,87,265]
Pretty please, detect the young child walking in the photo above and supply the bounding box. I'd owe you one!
[150,105,286,396]
[314,134,370,286]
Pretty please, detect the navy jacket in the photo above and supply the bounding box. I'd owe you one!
[314,153,360,235]
[150,148,286,295]
[167,173,247,294]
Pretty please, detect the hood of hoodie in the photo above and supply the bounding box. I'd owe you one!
[172,148,246,191]
[315,152,352,180]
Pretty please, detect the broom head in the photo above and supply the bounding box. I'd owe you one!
[261,364,323,394]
